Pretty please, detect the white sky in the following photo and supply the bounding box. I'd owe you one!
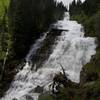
[56,0,85,7]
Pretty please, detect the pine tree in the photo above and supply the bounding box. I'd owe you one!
[8,0,66,59]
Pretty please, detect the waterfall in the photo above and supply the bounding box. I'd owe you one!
[26,32,48,62]
[1,12,96,100]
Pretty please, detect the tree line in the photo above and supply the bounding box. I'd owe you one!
[0,0,66,96]
[69,0,100,44]
[8,0,66,59]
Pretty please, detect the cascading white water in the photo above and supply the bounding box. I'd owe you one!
[44,12,96,82]
[1,11,96,100]
[26,32,48,62]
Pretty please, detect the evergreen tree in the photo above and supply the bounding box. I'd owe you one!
[8,0,66,59]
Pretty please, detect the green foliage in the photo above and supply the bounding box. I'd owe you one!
[8,0,66,59]
[55,87,75,100]
[38,94,54,100]
[82,0,100,16]
[83,81,100,100]
[0,0,10,19]
[93,11,100,43]
[0,0,12,61]
[70,0,100,37]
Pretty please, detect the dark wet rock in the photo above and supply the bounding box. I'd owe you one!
[32,29,62,70]
[25,95,34,100]
[21,95,34,100]
[17,59,26,71]
[80,68,87,85]
[80,67,99,85]
[0,60,19,98]
[86,72,99,81]
[34,85,44,93]
[51,28,69,32]
[12,98,18,100]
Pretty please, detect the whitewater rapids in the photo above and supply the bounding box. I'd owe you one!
[1,12,96,100]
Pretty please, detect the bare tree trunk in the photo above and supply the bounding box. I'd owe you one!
[0,49,9,81]
[0,1,8,81]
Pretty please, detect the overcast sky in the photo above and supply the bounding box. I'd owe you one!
[56,0,85,7]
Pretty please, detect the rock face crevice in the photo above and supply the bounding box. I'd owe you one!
[32,29,63,70]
